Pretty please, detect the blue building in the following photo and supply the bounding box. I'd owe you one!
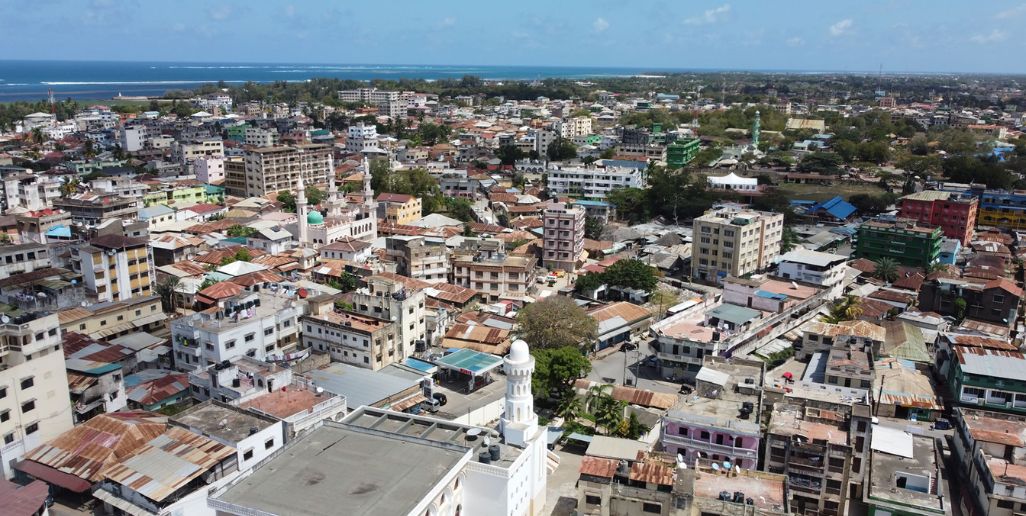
[937,238,961,265]
[806,196,857,222]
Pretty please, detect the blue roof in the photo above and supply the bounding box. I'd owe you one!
[433,348,503,375]
[807,196,856,220]
[789,200,817,206]
[403,357,438,374]
[572,199,612,207]
[755,289,788,301]
[46,225,71,238]
[830,225,859,237]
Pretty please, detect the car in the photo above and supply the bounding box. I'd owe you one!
[432,392,448,407]
[621,342,637,351]
[423,398,441,412]
[932,418,951,430]
[644,356,659,367]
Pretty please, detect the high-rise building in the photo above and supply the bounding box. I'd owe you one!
[854,220,942,268]
[228,144,333,198]
[898,190,978,245]
[542,203,585,272]
[385,235,450,284]
[691,205,784,284]
[666,138,701,168]
[71,234,154,303]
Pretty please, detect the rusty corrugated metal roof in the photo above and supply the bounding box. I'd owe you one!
[579,456,618,479]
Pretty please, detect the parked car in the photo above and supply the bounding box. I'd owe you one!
[932,418,951,430]
[432,392,448,407]
[423,398,441,413]
[644,356,659,368]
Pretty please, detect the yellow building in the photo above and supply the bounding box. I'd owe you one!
[57,295,166,341]
[376,193,423,225]
[72,235,154,303]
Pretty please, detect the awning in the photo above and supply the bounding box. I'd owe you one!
[92,321,135,338]
[566,432,593,444]
[390,394,427,412]
[13,460,92,493]
[132,312,168,328]
[92,487,158,516]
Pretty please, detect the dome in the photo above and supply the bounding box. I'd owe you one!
[509,339,530,362]
[306,210,324,225]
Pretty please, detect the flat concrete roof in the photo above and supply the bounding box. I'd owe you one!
[868,433,945,514]
[212,423,467,516]
[171,401,277,444]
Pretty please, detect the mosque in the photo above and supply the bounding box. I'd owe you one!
[294,157,378,248]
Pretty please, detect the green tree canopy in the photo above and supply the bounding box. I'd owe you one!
[602,259,659,292]
[531,346,592,400]
[516,296,598,350]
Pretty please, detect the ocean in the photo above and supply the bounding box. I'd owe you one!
[0,60,680,102]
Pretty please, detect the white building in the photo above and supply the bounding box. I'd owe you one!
[706,172,758,192]
[554,116,593,139]
[1,169,61,212]
[174,139,225,163]
[171,291,300,372]
[171,401,285,475]
[0,311,74,479]
[293,158,377,247]
[244,126,278,147]
[345,122,380,153]
[777,249,848,290]
[692,205,784,284]
[545,164,644,199]
[21,112,55,132]
[195,156,225,183]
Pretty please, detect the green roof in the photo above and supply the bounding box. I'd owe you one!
[708,304,761,325]
[881,321,930,363]
[434,348,503,375]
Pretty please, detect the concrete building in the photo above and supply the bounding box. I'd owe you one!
[776,249,848,290]
[0,310,74,479]
[385,235,450,284]
[854,220,942,269]
[545,164,644,199]
[228,144,333,198]
[555,116,592,139]
[0,242,50,279]
[865,428,948,516]
[57,295,165,342]
[171,401,285,475]
[796,320,885,362]
[170,291,300,372]
[120,126,147,152]
[542,203,585,272]
[244,126,278,147]
[345,122,380,153]
[301,295,406,370]
[452,238,536,302]
[1,169,61,212]
[952,408,1026,516]
[692,205,784,284]
[898,191,978,245]
[195,156,225,184]
[53,193,139,227]
[377,193,423,225]
[337,88,404,118]
[71,234,154,303]
[347,275,428,355]
[173,139,224,164]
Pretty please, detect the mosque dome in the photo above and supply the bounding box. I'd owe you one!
[509,339,530,362]
[306,210,324,225]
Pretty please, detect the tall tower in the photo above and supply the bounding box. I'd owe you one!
[362,156,374,208]
[296,174,308,246]
[502,339,538,447]
[752,110,761,150]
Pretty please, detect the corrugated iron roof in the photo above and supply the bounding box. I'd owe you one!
[579,456,618,479]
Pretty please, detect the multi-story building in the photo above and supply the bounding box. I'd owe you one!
[918,276,1021,326]
[337,88,404,118]
[53,193,139,227]
[952,408,1026,516]
[15,208,72,244]
[347,275,427,355]
[385,235,450,284]
[543,203,585,272]
[345,122,380,153]
[57,295,165,341]
[173,139,224,163]
[451,238,536,302]
[659,356,764,469]
[301,295,405,370]
[947,345,1026,416]
[0,310,74,479]
[545,164,644,199]
[244,126,278,147]
[854,220,942,268]
[376,193,423,225]
[1,169,61,212]
[170,291,300,372]
[71,234,154,303]
[554,116,592,139]
[195,156,225,184]
[228,144,333,197]
[666,138,701,168]
[171,401,285,476]
[796,320,885,361]
[865,430,948,516]
[119,125,147,152]
[691,205,784,284]
[776,248,848,290]
[898,191,978,245]
[0,242,50,279]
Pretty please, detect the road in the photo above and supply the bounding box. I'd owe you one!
[542,446,584,516]
[587,341,681,394]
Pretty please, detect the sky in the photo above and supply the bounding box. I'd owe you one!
[2,0,1026,73]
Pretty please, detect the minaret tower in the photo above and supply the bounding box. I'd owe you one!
[362,156,374,209]
[502,339,538,447]
[296,174,308,246]
[752,110,761,150]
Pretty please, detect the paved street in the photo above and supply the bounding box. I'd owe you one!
[542,446,584,516]
[587,342,681,394]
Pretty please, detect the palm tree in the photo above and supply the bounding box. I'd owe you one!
[874,257,899,283]
[60,176,80,197]
[154,276,181,313]
[556,395,582,424]
[585,384,613,413]
[822,295,863,323]
[595,399,626,436]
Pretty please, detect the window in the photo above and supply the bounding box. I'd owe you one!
[264,327,273,336]
[642,503,661,514]
[245,333,255,342]
[0,387,5,399]
[243,449,254,461]
[226,340,236,349]
[585,495,601,506]
[996,500,1014,509]
[265,438,274,450]
[0,410,8,423]
[3,433,12,444]
[20,377,33,390]
[25,422,38,435]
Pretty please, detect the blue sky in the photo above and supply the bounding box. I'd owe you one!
[2,0,1025,73]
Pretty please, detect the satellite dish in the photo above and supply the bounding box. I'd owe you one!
[0,316,9,324]
[467,428,482,437]
[676,454,684,463]
[315,387,324,394]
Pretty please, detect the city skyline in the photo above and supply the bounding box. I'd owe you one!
[2,0,1026,74]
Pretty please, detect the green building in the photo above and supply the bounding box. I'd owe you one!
[666,138,701,169]
[946,346,1026,415]
[227,124,248,143]
[854,220,941,268]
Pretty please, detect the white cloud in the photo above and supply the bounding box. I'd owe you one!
[685,4,731,25]
[593,17,609,33]
[970,29,1007,44]
[786,36,805,47]
[997,3,1026,18]
[209,5,232,21]
[829,19,853,37]
[285,4,296,18]
[440,16,456,28]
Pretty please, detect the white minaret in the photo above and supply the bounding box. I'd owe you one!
[296,174,308,246]
[362,156,374,208]
[502,339,538,447]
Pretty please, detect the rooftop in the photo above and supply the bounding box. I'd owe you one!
[171,401,279,444]
[954,346,1026,381]
[691,462,787,512]
[767,404,848,445]
[868,431,945,514]
[240,387,340,420]
[667,358,763,435]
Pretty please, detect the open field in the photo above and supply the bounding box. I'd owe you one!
[775,181,886,202]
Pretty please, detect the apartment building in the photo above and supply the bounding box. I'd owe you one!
[1,169,61,212]
[451,238,537,302]
[57,295,165,341]
[692,205,784,284]
[195,156,225,183]
[170,291,300,372]
[545,164,644,199]
[228,144,332,197]
[854,220,942,268]
[865,431,947,516]
[796,320,885,361]
[952,408,1026,516]
[301,295,405,370]
[71,234,154,303]
[555,116,592,139]
[345,122,380,153]
[660,356,765,469]
[337,88,404,118]
[0,242,50,279]
[777,248,848,290]
[119,125,147,152]
[244,126,278,147]
[347,275,427,356]
[946,346,1026,416]
[898,190,978,245]
[918,276,1021,326]
[53,194,139,227]
[543,203,585,272]
[0,310,74,479]
[173,139,224,163]
[385,236,450,284]
[376,193,422,225]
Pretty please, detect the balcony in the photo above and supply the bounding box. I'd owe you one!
[662,434,758,460]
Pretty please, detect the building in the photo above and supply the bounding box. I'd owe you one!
[555,116,593,139]
[211,339,549,516]
[345,122,380,153]
[898,191,978,245]
[865,428,949,516]
[377,193,423,225]
[691,205,784,284]
[228,144,333,198]
[347,275,427,355]
[1,169,61,212]
[659,356,764,469]
[320,238,372,263]
[542,202,585,272]
[706,172,758,193]
[545,164,644,199]
[776,249,848,290]
[666,138,700,168]
[0,310,74,479]
[64,335,129,422]
[854,220,942,268]
[918,277,1021,326]
[452,238,536,302]
[70,234,154,303]
[301,295,406,370]
[171,401,285,475]
[385,235,450,284]
[796,320,885,361]
[587,301,653,352]
[293,159,378,247]
[0,242,51,279]
[170,290,300,372]
[173,139,224,163]
[951,408,1026,516]
[337,88,404,118]
[195,156,225,184]
[975,190,1026,230]
[53,194,139,227]
[946,346,1026,416]
[243,126,278,147]
[239,384,347,441]
[56,295,165,341]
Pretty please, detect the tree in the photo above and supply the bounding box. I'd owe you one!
[276,186,326,213]
[781,226,799,252]
[517,296,598,350]
[556,394,583,424]
[198,277,221,291]
[546,138,577,161]
[154,276,181,313]
[531,346,592,400]
[832,140,858,162]
[602,259,658,292]
[909,134,930,155]
[798,152,843,174]
[857,141,892,164]
[821,295,863,323]
[496,145,525,166]
[586,385,625,435]
[584,217,604,240]
[954,297,967,322]
[849,193,896,215]
[606,187,649,223]
[226,225,257,238]
[573,272,606,295]
[874,257,899,283]
[599,148,616,160]
[60,176,80,197]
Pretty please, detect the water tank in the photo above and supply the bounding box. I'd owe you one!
[478,451,491,464]
[232,378,241,388]
[488,444,500,461]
